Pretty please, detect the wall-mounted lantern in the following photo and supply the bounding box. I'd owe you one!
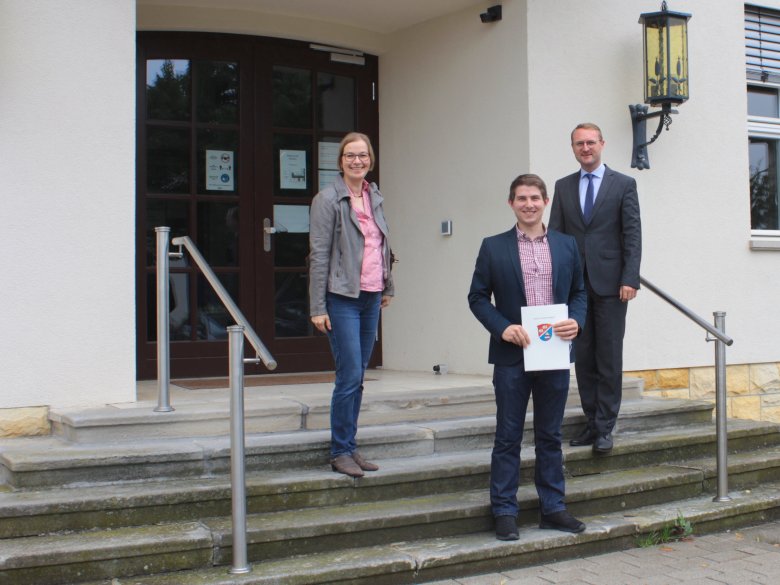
[630,1,691,170]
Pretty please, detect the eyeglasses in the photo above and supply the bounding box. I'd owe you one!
[343,152,370,162]
[573,140,601,149]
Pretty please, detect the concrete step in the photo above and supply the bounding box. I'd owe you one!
[47,377,645,443]
[0,522,212,585]
[0,397,713,489]
[202,464,709,565]
[1,372,767,585]
[48,383,498,443]
[71,483,780,585]
[1,456,774,585]
[1,419,778,541]
[0,409,777,585]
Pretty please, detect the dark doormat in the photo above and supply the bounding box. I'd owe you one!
[172,372,374,390]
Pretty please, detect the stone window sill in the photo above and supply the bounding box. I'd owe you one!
[750,237,780,251]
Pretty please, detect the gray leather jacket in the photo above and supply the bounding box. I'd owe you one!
[309,175,394,316]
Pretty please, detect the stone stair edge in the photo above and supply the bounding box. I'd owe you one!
[0,415,775,481]
[0,464,741,571]
[39,395,714,447]
[201,463,708,538]
[41,394,711,443]
[0,398,699,461]
[47,384,498,426]
[0,522,211,570]
[4,434,779,532]
[671,444,780,476]
[44,382,671,432]
[73,482,780,585]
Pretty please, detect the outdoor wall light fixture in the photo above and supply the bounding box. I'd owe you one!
[480,5,502,23]
[630,1,691,170]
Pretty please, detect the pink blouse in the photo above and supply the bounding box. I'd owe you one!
[351,181,385,292]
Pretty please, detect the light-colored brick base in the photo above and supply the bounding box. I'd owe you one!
[627,362,780,422]
[0,407,50,438]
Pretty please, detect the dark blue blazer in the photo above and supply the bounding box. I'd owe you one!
[468,227,587,366]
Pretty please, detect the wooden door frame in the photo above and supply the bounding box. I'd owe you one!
[136,31,380,380]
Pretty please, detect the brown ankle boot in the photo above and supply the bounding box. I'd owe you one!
[330,454,364,477]
[351,451,379,471]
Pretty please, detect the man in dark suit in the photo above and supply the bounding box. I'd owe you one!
[469,174,587,540]
[549,122,642,454]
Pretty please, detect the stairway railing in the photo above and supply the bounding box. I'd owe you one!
[640,275,733,502]
[155,226,277,575]
[154,226,277,412]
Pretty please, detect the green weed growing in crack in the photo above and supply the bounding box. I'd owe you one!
[636,511,694,547]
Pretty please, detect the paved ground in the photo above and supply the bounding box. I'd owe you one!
[421,521,780,585]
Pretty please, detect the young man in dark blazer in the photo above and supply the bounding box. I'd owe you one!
[469,174,587,540]
[549,123,642,454]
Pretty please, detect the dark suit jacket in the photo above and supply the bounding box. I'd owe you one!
[549,165,642,296]
[468,227,587,366]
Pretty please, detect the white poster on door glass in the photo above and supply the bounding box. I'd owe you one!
[280,150,307,190]
[318,141,341,170]
[274,205,310,233]
[206,150,234,191]
[318,170,341,191]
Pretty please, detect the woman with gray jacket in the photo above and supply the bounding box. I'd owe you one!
[309,132,394,478]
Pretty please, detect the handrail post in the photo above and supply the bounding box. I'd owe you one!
[155,227,174,413]
[713,311,731,502]
[228,325,251,575]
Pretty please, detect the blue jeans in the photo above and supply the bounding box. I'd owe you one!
[491,364,570,517]
[326,291,381,458]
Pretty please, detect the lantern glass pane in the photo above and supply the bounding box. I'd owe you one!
[643,15,689,104]
[644,20,664,102]
[667,17,689,101]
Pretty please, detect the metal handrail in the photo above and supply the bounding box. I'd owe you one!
[640,277,733,346]
[227,325,250,575]
[172,235,277,369]
[640,275,733,502]
[154,227,277,413]
[155,226,279,574]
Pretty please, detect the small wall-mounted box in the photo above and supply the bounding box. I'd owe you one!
[441,220,453,236]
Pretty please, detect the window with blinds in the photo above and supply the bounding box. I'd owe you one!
[746,6,780,233]
[746,5,780,83]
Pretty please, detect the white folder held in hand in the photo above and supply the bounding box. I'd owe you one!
[520,303,570,371]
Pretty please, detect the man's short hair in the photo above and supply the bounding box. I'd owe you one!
[571,122,603,143]
[508,173,548,201]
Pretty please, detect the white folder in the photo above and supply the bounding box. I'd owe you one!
[520,303,571,371]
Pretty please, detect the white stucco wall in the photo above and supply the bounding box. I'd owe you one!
[0,0,137,408]
[381,0,780,375]
[526,0,778,372]
[3,0,774,412]
[134,0,780,379]
[379,0,531,374]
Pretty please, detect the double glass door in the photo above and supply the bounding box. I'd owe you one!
[137,33,379,379]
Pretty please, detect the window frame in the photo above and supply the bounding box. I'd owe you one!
[746,6,780,248]
[748,82,780,244]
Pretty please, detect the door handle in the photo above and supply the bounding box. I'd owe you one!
[263,218,288,251]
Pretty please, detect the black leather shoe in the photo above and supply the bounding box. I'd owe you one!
[569,426,597,446]
[539,510,586,533]
[495,515,519,541]
[593,433,613,453]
